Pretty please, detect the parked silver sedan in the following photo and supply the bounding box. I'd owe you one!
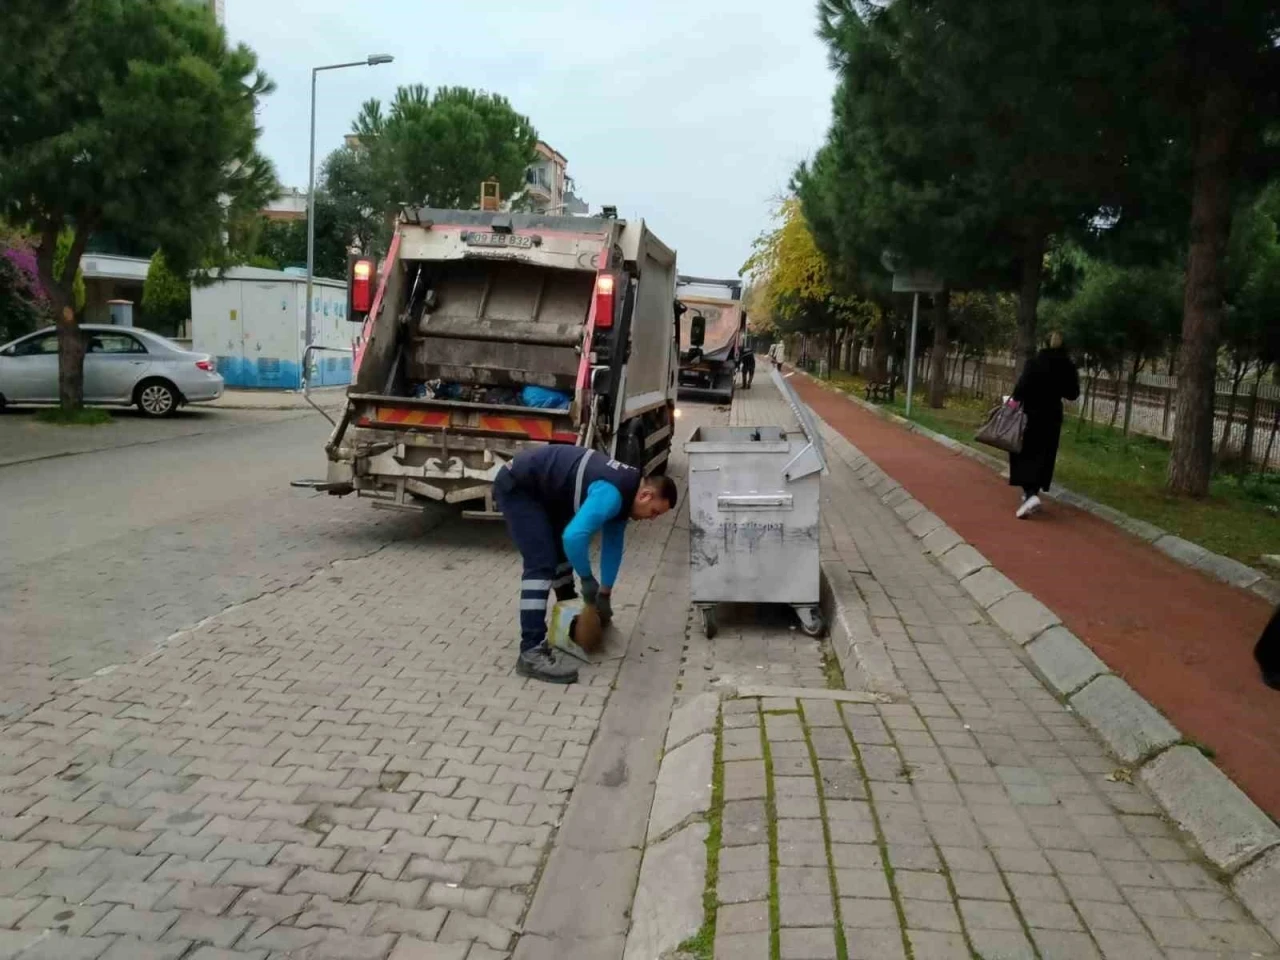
[0,325,224,417]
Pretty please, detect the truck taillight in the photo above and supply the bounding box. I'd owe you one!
[594,275,616,330]
[351,259,374,313]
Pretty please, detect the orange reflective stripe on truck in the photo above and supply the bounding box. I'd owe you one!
[475,415,579,441]
[359,407,451,428]
[356,406,577,443]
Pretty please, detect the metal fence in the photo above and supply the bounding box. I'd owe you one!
[937,354,1280,471]
[778,331,1280,470]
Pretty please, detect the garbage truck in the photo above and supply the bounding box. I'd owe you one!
[676,275,745,403]
[319,208,680,517]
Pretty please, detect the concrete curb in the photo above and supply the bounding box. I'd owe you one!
[819,558,908,701]
[795,378,1280,942]
[209,387,349,412]
[807,372,1280,606]
[623,694,718,960]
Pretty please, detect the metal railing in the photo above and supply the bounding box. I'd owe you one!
[300,344,353,425]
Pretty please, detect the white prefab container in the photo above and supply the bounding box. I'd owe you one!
[684,367,828,638]
[191,267,350,389]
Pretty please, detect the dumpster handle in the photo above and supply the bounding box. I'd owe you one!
[718,493,793,510]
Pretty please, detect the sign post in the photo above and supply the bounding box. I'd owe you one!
[889,266,944,417]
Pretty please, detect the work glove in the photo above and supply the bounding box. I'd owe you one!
[596,590,614,625]
[580,576,600,606]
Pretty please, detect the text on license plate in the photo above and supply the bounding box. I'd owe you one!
[464,232,535,249]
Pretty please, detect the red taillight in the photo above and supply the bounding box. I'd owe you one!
[351,259,374,313]
[196,359,215,372]
[594,275,616,329]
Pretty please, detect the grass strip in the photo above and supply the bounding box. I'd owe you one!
[678,708,726,959]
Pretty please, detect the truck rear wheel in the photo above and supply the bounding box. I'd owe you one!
[617,424,645,471]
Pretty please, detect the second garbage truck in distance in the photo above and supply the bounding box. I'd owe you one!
[675,275,745,404]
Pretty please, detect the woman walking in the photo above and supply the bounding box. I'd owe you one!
[1009,332,1080,518]
[1257,604,1280,690]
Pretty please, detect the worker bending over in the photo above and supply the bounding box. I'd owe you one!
[493,445,677,684]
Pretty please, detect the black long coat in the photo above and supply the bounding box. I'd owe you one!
[1257,604,1280,681]
[1009,346,1080,493]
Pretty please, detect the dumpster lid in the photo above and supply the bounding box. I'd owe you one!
[770,365,828,480]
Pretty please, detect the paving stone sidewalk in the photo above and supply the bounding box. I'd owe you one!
[697,377,1279,960]
[0,463,681,958]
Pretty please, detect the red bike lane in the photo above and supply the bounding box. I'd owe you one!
[787,372,1280,819]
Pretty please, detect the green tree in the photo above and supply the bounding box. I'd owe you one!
[357,86,538,211]
[52,229,86,312]
[255,219,307,273]
[142,251,191,335]
[255,204,350,281]
[742,197,877,374]
[320,145,390,258]
[1055,261,1181,435]
[0,0,275,410]
[810,0,1171,376]
[1217,195,1280,460]
[1158,3,1280,494]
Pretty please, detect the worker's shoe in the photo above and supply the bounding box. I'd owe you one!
[517,644,579,684]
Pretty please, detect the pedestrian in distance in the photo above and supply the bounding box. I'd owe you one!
[1008,331,1080,519]
[1257,604,1280,690]
[493,445,677,684]
[739,346,756,389]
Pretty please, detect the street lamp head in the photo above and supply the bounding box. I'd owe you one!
[367,54,394,66]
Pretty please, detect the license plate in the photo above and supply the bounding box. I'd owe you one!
[464,232,534,249]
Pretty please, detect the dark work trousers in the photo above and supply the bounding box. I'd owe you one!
[493,470,578,651]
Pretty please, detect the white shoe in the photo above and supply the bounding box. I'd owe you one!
[1016,495,1042,519]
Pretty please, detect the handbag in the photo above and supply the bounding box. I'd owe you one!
[975,401,1026,454]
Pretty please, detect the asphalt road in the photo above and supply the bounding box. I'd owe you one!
[0,407,435,716]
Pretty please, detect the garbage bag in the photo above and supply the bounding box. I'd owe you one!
[521,385,571,409]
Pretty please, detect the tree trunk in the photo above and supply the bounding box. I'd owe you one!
[928,288,950,408]
[1168,75,1241,496]
[1123,355,1143,437]
[1217,361,1244,458]
[1078,374,1094,433]
[35,224,90,411]
[849,337,861,376]
[1242,376,1262,470]
[1263,407,1280,474]
[871,322,890,381]
[1014,230,1047,377]
[1108,369,1122,429]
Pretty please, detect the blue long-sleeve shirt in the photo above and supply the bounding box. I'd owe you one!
[562,480,626,587]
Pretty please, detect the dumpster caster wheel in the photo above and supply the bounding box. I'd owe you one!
[796,606,825,638]
[700,606,718,639]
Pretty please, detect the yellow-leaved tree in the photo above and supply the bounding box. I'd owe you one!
[741,196,877,373]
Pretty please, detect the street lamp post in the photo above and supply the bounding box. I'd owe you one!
[304,53,393,388]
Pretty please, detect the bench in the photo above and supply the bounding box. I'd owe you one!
[864,379,896,404]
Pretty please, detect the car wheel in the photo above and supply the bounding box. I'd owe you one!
[135,379,178,417]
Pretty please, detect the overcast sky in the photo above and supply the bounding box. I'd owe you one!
[227,1,835,279]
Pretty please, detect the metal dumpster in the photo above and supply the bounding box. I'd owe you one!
[685,367,828,638]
